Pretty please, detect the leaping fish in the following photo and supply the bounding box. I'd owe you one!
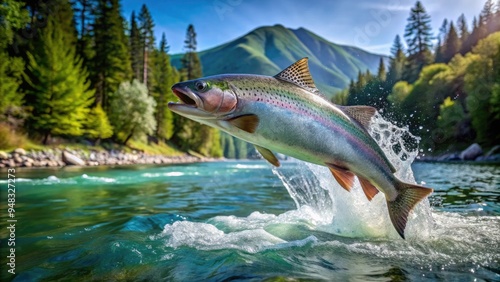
[168,58,433,239]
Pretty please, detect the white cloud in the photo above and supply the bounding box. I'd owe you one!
[360,1,413,13]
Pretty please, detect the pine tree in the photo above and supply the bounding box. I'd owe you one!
[72,0,96,66]
[151,33,177,141]
[443,21,461,63]
[0,0,29,120]
[180,24,202,79]
[173,24,221,157]
[457,14,470,48]
[138,4,154,91]
[462,17,480,54]
[435,19,448,63]
[24,16,94,143]
[347,71,366,105]
[387,35,406,86]
[92,0,132,111]
[234,138,248,159]
[129,11,142,81]
[221,133,236,159]
[377,57,386,81]
[481,0,496,33]
[403,1,433,82]
[496,0,500,32]
[84,104,113,141]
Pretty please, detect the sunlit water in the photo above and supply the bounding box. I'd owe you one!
[1,118,499,281]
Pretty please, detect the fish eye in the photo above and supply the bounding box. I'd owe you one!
[194,80,207,92]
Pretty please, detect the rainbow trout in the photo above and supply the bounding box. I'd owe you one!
[168,58,433,238]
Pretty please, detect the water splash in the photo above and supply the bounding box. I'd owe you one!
[272,113,434,239]
[158,113,438,255]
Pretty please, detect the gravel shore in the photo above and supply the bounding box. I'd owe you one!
[0,148,212,168]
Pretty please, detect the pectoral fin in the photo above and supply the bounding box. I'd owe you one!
[255,145,280,167]
[326,163,355,192]
[227,114,260,133]
[358,176,380,201]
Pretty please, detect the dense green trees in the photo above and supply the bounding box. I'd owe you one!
[342,0,500,152]
[0,0,28,120]
[464,32,500,146]
[92,0,131,110]
[0,0,225,156]
[151,33,178,141]
[24,14,94,143]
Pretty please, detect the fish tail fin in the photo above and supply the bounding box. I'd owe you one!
[387,181,433,239]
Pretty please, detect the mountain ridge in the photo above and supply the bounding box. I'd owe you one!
[171,24,387,97]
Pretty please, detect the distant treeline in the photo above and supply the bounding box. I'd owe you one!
[335,0,500,152]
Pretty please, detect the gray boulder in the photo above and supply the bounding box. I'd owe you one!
[460,143,483,160]
[62,150,86,166]
[0,151,8,159]
[13,148,27,155]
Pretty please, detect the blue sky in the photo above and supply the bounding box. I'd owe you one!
[121,0,486,55]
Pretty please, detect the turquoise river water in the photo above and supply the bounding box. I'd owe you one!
[1,117,499,281]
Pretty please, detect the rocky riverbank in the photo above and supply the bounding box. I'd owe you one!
[0,148,212,168]
[418,143,500,162]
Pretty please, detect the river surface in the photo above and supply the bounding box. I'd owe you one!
[0,160,498,281]
[1,116,499,281]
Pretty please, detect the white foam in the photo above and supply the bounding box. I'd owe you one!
[159,221,286,253]
[234,164,268,169]
[81,174,116,183]
[141,171,184,178]
[0,178,32,183]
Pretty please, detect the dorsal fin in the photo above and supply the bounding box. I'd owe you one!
[274,58,319,94]
[339,105,377,131]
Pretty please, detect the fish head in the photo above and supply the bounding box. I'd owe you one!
[168,78,237,120]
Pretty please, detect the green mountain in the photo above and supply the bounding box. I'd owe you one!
[171,24,387,97]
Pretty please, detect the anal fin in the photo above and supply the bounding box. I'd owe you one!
[358,176,380,201]
[255,145,280,167]
[326,163,355,192]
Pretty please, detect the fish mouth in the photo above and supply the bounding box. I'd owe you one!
[168,85,213,119]
[169,85,201,108]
